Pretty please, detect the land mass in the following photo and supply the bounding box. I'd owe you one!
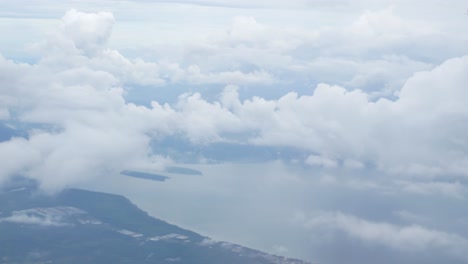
[0,178,309,264]
[120,170,170,182]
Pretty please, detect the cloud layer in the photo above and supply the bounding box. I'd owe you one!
[1,5,468,264]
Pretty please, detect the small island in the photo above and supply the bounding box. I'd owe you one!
[120,170,170,182]
[164,166,202,176]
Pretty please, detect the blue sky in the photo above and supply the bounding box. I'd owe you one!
[1,1,468,263]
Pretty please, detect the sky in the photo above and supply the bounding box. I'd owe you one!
[1,0,468,263]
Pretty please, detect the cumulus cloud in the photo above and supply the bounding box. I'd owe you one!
[0,14,170,191]
[1,5,468,264]
[29,10,274,88]
[173,8,446,98]
[185,65,274,85]
[301,211,468,259]
[60,9,115,56]
[3,27,468,190]
[180,55,468,179]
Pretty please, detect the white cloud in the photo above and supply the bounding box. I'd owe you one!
[396,181,466,199]
[0,137,41,185]
[1,5,468,264]
[348,8,434,44]
[0,213,67,227]
[3,41,468,190]
[60,9,115,56]
[306,155,338,168]
[0,120,168,193]
[185,65,274,85]
[302,211,468,258]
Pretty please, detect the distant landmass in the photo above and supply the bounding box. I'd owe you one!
[120,170,170,182]
[120,166,202,183]
[0,178,309,264]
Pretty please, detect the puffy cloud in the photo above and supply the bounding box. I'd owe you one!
[117,53,467,179]
[3,41,468,190]
[0,118,166,192]
[0,16,171,191]
[185,65,274,85]
[172,92,242,143]
[28,11,274,88]
[0,55,27,112]
[397,56,468,114]
[172,8,445,98]
[60,9,115,56]
[301,211,468,259]
[1,5,468,264]
[0,137,40,186]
